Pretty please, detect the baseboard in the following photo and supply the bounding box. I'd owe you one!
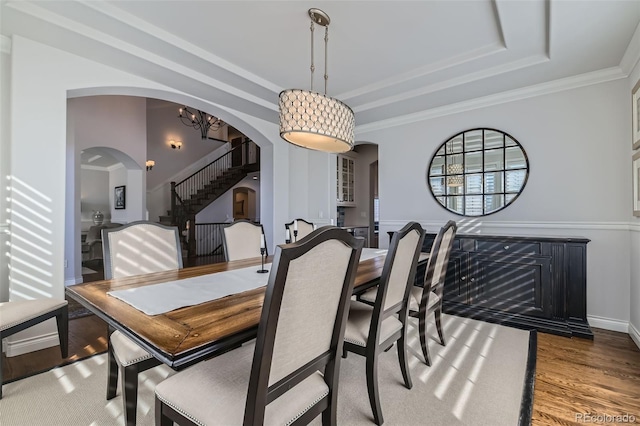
[4,331,61,357]
[587,315,629,333]
[629,322,640,350]
[65,276,83,286]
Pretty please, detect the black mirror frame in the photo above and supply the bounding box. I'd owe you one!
[426,128,530,217]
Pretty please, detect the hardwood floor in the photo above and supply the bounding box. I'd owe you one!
[532,329,640,425]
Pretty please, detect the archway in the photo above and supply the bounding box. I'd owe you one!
[64,88,275,286]
[233,187,257,221]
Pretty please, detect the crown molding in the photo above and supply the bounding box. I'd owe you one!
[353,54,548,113]
[81,1,281,94]
[0,35,11,54]
[5,0,276,111]
[620,20,640,75]
[356,66,626,134]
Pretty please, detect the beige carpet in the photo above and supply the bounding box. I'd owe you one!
[0,315,534,425]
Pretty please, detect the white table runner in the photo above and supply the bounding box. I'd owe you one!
[108,264,272,315]
[107,249,389,316]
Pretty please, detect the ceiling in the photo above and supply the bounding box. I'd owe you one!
[2,1,640,133]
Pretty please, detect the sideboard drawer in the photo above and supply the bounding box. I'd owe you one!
[474,240,541,255]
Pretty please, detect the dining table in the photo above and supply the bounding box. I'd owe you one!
[66,248,428,370]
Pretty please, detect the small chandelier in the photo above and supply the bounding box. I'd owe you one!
[447,163,464,187]
[279,8,355,153]
[178,106,225,140]
[145,160,155,171]
[170,140,182,150]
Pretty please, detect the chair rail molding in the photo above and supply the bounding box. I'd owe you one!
[381,220,635,232]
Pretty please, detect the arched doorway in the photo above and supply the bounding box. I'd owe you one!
[233,187,257,221]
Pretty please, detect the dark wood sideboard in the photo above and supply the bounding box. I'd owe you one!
[392,232,593,339]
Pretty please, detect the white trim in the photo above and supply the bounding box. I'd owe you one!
[587,315,629,333]
[629,223,640,232]
[3,331,61,357]
[356,67,626,134]
[620,20,640,75]
[0,35,11,54]
[65,277,84,286]
[629,322,640,350]
[381,220,633,232]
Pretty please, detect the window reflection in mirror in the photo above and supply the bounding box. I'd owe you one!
[427,128,529,216]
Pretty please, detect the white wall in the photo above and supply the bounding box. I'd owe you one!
[146,100,227,191]
[0,45,11,302]
[197,177,261,223]
[628,56,640,348]
[358,79,632,331]
[66,95,148,285]
[79,168,110,230]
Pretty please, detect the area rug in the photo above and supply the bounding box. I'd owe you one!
[66,296,94,320]
[0,315,535,425]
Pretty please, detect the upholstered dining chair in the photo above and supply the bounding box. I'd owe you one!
[285,218,315,242]
[102,220,183,426]
[408,220,457,366]
[155,226,364,426]
[342,221,425,425]
[222,219,267,261]
[0,299,68,399]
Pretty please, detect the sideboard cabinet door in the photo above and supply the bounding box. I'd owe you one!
[469,254,552,318]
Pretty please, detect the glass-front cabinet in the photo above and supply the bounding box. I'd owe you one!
[337,154,355,206]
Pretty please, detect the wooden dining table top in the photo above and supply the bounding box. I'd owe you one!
[66,252,427,369]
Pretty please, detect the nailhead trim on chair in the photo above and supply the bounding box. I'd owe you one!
[116,353,154,367]
[344,337,367,347]
[157,395,206,426]
[157,383,330,426]
[284,389,330,426]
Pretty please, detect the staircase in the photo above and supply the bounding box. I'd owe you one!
[167,140,260,256]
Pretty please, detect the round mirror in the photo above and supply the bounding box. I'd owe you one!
[427,128,529,216]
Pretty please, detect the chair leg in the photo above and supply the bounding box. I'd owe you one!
[435,308,446,346]
[121,365,139,426]
[366,353,383,425]
[418,316,431,366]
[0,338,3,400]
[155,398,173,426]
[55,307,69,358]
[397,335,413,390]
[106,339,118,400]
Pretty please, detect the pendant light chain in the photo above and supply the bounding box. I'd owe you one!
[324,26,329,94]
[310,20,315,92]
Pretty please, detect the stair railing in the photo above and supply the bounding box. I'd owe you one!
[170,140,259,256]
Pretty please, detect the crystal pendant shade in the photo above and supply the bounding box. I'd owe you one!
[279,89,355,153]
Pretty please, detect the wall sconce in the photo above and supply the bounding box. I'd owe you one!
[146,160,155,171]
[170,140,182,150]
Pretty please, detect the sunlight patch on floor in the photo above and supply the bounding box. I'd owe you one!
[51,370,75,394]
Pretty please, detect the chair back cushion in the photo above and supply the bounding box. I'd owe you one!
[268,239,352,385]
[244,227,363,422]
[223,221,264,261]
[383,228,422,310]
[103,222,182,279]
[429,221,457,297]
